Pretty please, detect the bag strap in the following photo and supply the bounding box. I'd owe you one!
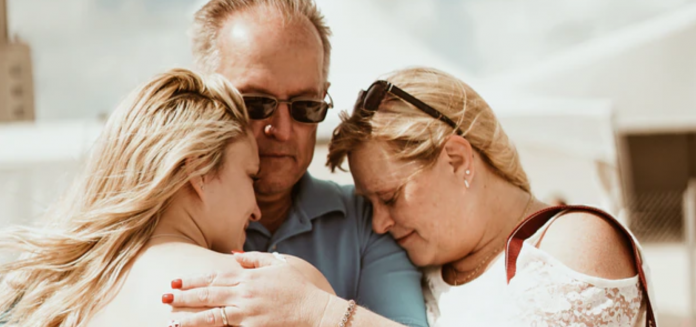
[505,205,656,327]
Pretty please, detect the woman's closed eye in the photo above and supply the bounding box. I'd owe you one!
[377,184,406,206]
[380,193,397,206]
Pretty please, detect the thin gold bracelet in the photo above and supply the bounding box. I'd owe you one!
[339,300,356,327]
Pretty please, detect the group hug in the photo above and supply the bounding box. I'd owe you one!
[0,0,656,326]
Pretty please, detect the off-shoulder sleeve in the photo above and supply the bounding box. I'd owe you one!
[506,244,645,327]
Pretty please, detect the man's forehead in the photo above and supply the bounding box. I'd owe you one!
[216,10,325,98]
[218,7,323,57]
[232,75,322,98]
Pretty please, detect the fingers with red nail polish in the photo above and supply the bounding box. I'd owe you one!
[162,293,174,304]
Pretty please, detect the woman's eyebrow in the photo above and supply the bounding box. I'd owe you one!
[376,183,405,198]
[355,179,405,197]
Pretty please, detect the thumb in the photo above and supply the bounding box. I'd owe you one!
[232,251,285,269]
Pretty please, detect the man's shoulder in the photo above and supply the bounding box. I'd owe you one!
[299,174,370,214]
[309,176,357,199]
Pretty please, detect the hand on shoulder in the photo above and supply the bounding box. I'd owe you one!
[230,251,334,295]
[537,211,638,280]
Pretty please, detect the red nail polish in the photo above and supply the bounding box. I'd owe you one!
[162,293,174,304]
[231,250,245,254]
[171,279,182,289]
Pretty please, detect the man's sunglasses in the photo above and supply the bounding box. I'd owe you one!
[354,80,463,135]
[243,93,333,123]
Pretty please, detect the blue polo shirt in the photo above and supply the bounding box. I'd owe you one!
[244,173,428,327]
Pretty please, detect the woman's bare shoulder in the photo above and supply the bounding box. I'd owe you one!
[140,242,242,272]
[537,211,638,280]
[87,243,242,327]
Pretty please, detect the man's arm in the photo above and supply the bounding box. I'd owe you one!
[354,199,429,327]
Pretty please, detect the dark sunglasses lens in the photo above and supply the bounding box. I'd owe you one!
[291,101,328,123]
[354,90,366,113]
[243,96,277,120]
[364,83,386,111]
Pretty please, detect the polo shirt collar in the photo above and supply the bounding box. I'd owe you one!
[294,172,347,220]
[246,173,347,238]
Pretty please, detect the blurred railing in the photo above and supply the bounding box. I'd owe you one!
[685,179,696,324]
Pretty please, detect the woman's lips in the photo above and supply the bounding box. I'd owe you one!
[396,231,416,245]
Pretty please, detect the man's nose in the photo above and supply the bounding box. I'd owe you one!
[372,205,395,235]
[266,103,293,142]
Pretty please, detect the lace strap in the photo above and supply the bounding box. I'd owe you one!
[505,205,657,327]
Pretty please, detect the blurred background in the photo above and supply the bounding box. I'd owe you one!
[0,0,694,325]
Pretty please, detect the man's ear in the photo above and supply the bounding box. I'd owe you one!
[441,135,475,181]
[323,82,331,96]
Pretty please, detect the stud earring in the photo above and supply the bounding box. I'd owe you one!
[464,179,470,188]
[465,170,470,175]
[264,124,273,135]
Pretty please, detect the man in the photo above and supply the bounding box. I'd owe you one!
[184,0,428,326]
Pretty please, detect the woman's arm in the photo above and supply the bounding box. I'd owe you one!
[318,295,406,327]
[503,211,645,326]
[166,252,407,327]
[537,211,637,279]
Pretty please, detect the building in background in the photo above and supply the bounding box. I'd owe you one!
[0,0,34,122]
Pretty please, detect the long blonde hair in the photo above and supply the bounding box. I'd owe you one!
[0,68,249,327]
[191,0,332,79]
[328,67,530,192]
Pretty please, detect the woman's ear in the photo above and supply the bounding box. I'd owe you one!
[185,157,206,201]
[441,135,475,183]
[190,175,206,200]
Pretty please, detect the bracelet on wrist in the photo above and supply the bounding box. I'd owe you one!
[339,300,356,327]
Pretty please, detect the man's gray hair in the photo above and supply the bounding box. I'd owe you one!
[191,0,332,80]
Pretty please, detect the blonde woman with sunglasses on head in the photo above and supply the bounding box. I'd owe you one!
[0,68,332,327]
[326,67,656,326]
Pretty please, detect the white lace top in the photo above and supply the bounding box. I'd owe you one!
[423,214,649,327]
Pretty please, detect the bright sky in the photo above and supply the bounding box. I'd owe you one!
[7,0,694,121]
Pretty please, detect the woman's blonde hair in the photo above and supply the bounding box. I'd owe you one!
[328,67,530,193]
[0,68,249,327]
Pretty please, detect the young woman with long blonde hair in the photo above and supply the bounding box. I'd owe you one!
[0,68,331,327]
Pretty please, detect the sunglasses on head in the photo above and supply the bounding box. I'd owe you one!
[354,80,463,135]
[242,93,333,123]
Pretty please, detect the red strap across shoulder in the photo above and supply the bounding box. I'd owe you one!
[505,205,656,327]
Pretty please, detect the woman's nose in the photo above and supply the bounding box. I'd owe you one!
[372,206,395,235]
[250,204,262,222]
